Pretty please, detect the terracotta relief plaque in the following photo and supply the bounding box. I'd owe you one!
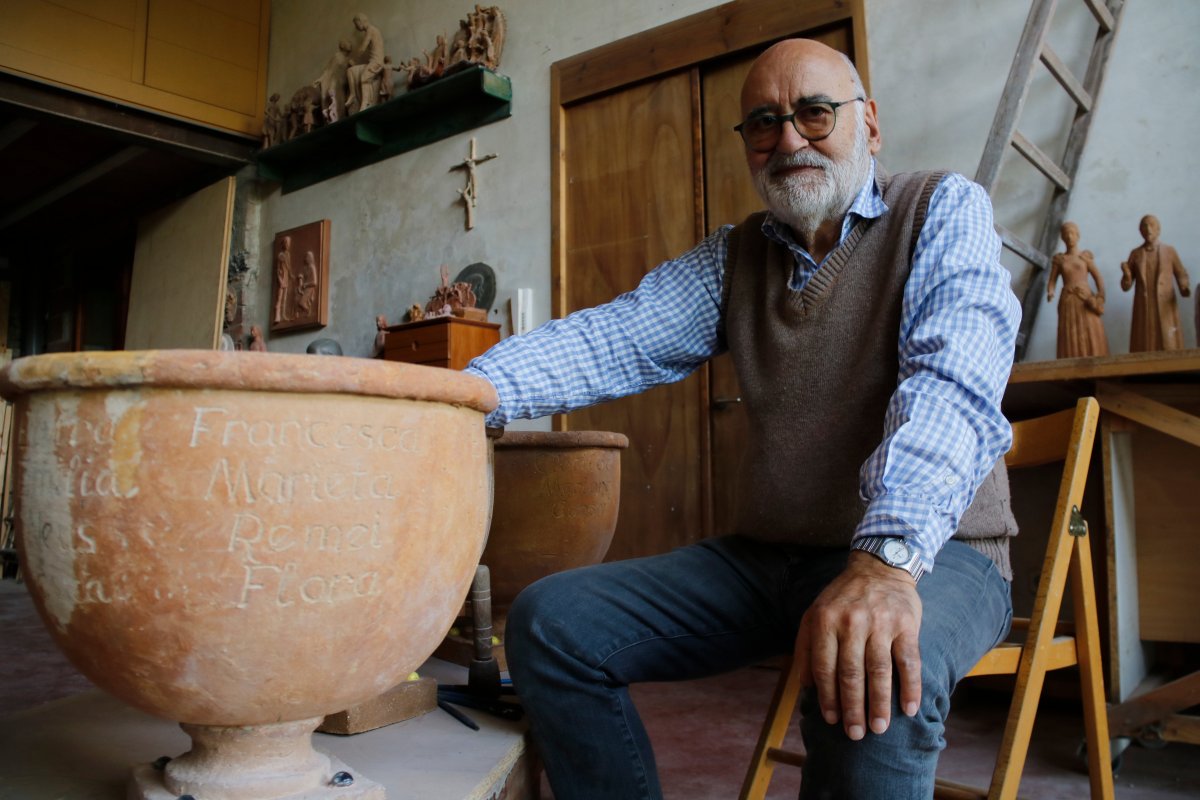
[271,219,330,334]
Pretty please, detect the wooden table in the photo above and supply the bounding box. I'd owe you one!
[1006,350,1200,750]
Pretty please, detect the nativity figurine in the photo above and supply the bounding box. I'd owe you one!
[373,314,389,357]
[1046,221,1109,359]
[1120,214,1191,352]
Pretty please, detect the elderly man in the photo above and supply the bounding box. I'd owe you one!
[465,39,1020,799]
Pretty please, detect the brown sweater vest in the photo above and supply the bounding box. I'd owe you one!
[721,170,1017,579]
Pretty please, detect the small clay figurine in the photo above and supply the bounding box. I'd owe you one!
[1046,221,1109,359]
[346,13,386,113]
[262,93,284,148]
[1120,214,1191,352]
[248,325,267,352]
[373,314,389,357]
[314,39,352,121]
[408,304,425,323]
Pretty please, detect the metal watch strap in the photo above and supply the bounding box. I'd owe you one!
[853,536,926,583]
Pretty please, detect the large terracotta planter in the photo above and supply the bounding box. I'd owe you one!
[435,430,625,671]
[0,350,496,800]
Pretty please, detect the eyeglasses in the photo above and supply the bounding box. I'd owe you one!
[734,98,864,152]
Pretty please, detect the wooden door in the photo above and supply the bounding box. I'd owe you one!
[702,27,853,535]
[125,176,234,349]
[552,2,868,560]
[559,72,707,561]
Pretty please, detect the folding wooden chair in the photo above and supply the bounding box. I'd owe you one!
[740,397,1114,800]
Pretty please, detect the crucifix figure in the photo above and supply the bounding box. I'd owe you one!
[451,137,498,230]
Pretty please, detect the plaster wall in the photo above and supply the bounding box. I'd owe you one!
[254,0,1198,390]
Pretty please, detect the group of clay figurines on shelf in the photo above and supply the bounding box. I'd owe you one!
[371,265,488,357]
[262,6,506,148]
[1046,215,1193,359]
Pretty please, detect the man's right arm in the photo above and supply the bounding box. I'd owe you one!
[465,227,731,428]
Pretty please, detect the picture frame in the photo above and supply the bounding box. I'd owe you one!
[270,219,330,333]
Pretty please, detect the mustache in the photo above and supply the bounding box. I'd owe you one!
[764,150,835,175]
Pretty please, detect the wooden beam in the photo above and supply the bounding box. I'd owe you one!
[0,73,256,166]
[0,118,36,152]
[997,223,1050,272]
[1010,350,1200,383]
[1012,129,1072,191]
[1040,44,1092,112]
[0,146,146,230]
[1082,0,1116,32]
[1095,381,1200,447]
[554,0,855,104]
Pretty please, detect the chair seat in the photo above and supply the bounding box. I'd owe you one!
[966,636,1079,677]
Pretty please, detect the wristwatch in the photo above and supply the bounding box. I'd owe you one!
[853,536,925,583]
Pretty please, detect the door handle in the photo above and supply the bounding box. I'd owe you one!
[712,396,742,410]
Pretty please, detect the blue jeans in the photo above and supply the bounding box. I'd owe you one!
[505,537,1012,800]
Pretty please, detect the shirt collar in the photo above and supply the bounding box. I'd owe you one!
[760,158,888,253]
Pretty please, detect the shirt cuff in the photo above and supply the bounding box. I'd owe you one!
[462,364,506,428]
[853,494,954,572]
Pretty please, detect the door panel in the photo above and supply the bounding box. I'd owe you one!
[125,176,233,350]
[561,72,705,561]
[701,27,853,535]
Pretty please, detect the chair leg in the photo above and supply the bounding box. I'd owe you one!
[986,531,1076,800]
[740,658,804,800]
[1070,532,1116,800]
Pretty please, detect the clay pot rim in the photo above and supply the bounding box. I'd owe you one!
[494,430,629,449]
[0,350,498,413]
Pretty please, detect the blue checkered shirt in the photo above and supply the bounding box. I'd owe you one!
[466,161,1020,571]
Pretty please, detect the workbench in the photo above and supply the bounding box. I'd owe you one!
[1005,349,1200,751]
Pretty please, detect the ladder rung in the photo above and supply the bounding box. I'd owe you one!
[997,224,1050,272]
[765,747,806,768]
[1040,44,1093,112]
[1082,0,1116,33]
[1011,130,1072,192]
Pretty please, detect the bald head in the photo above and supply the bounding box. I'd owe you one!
[741,40,864,116]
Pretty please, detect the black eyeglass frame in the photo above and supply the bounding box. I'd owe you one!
[733,97,865,151]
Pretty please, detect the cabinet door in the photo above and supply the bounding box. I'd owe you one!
[559,71,707,562]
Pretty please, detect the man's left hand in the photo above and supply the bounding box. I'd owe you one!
[793,551,923,741]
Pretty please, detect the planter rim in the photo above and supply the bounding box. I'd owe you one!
[0,350,498,413]
[494,430,628,449]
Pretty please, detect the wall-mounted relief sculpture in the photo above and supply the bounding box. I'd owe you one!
[271,220,330,334]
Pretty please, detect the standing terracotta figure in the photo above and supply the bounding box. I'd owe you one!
[248,325,267,351]
[1046,221,1109,358]
[273,236,292,323]
[1120,214,1191,352]
[345,13,386,113]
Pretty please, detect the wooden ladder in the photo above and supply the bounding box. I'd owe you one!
[975,0,1126,359]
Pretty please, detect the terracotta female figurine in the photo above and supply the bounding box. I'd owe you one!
[273,236,292,323]
[1046,221,1109,358]
[1120,215,1191,352]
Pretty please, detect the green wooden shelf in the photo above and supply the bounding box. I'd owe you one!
[257,65,512,194]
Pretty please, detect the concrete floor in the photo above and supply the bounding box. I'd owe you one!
[3,579,1198,799]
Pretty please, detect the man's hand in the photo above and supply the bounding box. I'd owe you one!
[794,551,922,741]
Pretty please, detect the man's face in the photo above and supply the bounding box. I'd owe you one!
[739,42,881,231]
[1140,216,1160,244]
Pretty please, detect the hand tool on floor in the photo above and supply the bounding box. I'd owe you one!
[468,564,501,699]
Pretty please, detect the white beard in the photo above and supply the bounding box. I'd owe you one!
[752,116,871,245]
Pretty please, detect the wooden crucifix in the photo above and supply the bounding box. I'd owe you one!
[451,137,498,230]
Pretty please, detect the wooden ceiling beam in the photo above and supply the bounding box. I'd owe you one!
[0,118,37,152]
[0,146,146,231]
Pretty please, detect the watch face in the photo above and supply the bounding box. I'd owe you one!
[881,539,911,563]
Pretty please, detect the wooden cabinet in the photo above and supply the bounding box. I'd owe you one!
[382,316,499,370]
[0,0,270,137]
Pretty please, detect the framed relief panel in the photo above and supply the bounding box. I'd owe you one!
[270,219,330,333]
